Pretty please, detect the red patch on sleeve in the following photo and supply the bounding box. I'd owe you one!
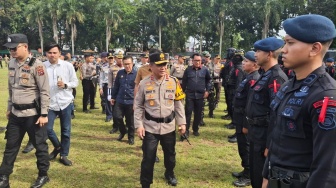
[36,66,44,76]
[313,99,336,109]
[249,80,256,87]
[268,80,280,93]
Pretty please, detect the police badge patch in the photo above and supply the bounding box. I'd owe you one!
[316,108,336,130]
[36,66,44,76]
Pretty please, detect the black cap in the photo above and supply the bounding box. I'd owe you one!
[4,34,28,48]
[140,53,149,58]
[149,53,169,65]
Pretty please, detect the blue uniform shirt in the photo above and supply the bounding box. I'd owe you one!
[111,68,137,105]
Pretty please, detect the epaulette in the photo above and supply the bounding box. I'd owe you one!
[28,57,36,67]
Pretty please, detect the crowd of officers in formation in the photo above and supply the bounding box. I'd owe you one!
[0,13,335,188]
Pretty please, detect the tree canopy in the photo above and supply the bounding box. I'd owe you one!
[0,0,335,55]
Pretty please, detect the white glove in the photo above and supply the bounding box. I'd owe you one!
[107,95,112,101]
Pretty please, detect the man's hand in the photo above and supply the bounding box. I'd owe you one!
[57,80,65,89]
[203,91,209,99]
[35,116,48,127]
[6,111,10,120]
[80,75,83,80]
[137,127,145,139]
[262,178,268,188]
[264,148,269,157]
[178,125,186,135]
[110,99,115,105]
[242,127,248,134]
[99,88,103,95]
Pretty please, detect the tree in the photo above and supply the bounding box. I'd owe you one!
[62,0,85,55]
[45,0,62,44]
[24,0,45,54]
[96,0,122,52]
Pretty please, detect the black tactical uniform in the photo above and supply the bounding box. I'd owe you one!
[246,64,287,188]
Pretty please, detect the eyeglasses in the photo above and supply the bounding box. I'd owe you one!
[193,60,202,62]
[9,44,24,52]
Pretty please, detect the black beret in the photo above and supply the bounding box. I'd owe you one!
[254,37,284,52]
[244,51,256,62]
[149,52,168,65]
[4,34,28,48]
[283,14,336,43]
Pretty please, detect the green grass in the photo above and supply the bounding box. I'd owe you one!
[0,68,251,188]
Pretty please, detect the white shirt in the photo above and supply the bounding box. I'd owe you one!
[44,59,79,111]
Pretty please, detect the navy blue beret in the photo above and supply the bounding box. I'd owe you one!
[100,52,108,58]
[253,37,284,52]
[244,51,256,62]
[326,58,335,62]
[283,14,336,43]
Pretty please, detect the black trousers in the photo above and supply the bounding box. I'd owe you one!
[0,113,49,176]
[185,97,204,133]
[223,85,229,110]
[226,86,235,118]
[102,83,112,119]
[113,102,134,139]
[82,79,95,110]
[233,110,250,170]
[249,141,265,188]
[140,131,176,185]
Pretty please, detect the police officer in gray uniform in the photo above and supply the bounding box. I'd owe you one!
[0,34,50,188]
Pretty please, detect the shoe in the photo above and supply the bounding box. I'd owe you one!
[59,156,72,166]
[49,148,61,160]
[117,134,125,141]
[0,175,9,188]
[199,120,205,126]
[193,132,200,136]
[228,136,237,143]
[128,138,134,145]
[155,156,160,163]
[232,170,244,178]
[105,118,112,122]
[227,133,236,139]
[71,114,75,119]
[0,127,6,133]
[233,177,251,187]
[226,123,236,129]
[83,110,91,113]
[22,142,34,153]
[165,174,177,186]
[89,106,99,109]
[221,115,231,120]
[30,176,49,188]
[208,114,214,118]
[109,127,118,134]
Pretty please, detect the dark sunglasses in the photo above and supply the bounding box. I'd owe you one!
[8,44,24,52]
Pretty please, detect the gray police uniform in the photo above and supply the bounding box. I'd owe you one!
[80,62,96,111]
[170,63,186,83]
[0,57,50,176]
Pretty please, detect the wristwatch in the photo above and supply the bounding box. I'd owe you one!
[64,84,68,89]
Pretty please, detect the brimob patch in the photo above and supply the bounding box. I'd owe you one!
[317,107,336,130]
[287,121,296,131]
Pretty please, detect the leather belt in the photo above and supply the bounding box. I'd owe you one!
[145,111,175,123]
[13,103,35,110]
[246,116,269,126]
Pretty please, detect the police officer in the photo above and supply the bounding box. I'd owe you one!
[107,52,124,134]
[134,52,186,188]
[245,37,288,188]
[262,14,336,188]
[0,34,50,187]
[212,55,223,105]
[99,52,113,122]
[220,48,236,120]
[231,51,260,187]
[182,53,211,138]
[170,55,186,84]
[325,58,335,79]
[226,50,246,132]
[79,53,97,113]
[134,53,149,71]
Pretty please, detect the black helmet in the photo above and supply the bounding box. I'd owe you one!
[226,48,236,59]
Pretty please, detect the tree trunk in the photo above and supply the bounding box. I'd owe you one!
[262,5,271,39]
[52,13,58,44]
[106,19,111,52]
[71,23,75,56]
[219,12,225,57]
[38,18,44,55]
[159,20,162,51]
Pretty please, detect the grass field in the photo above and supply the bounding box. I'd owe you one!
[0,67,251,188]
